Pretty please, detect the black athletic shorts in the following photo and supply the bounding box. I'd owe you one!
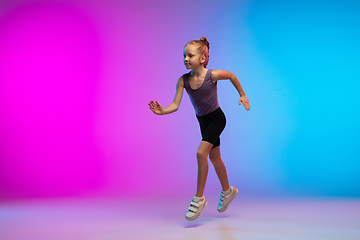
[196,107,226,148]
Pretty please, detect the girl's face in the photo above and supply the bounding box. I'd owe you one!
[183,44,205,69]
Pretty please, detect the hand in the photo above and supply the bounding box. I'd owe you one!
[149,100,164,115]
[239,96,250,111]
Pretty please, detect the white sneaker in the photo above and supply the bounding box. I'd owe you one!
[185,196,207,221]
[217,186,239,212]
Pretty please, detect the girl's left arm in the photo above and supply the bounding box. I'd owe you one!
[212,70,250,111]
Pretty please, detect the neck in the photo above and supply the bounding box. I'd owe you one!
[190,66,207,77]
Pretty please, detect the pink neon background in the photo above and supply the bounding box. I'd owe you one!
[1,0,359,200]
[0,0,217,199]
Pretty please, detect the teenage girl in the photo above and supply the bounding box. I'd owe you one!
[149,37,250,221]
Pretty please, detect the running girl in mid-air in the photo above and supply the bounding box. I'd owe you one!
[149,37,250,221]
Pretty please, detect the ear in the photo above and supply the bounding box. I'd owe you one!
[200,55,206,64]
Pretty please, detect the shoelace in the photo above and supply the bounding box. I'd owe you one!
[219,192,225,204]
[220,191,231,205]
[188,199,202,213]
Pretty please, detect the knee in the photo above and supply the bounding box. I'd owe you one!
[196,150,208,162]
[209,154,221,164]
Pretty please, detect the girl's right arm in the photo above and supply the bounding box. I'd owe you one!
[149,76,184,115]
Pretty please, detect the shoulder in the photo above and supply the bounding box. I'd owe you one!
[210,69,223,80]
[177,75,185,87]
[211,69,234,82]
[181,72,190,80]
[180,72,191,84]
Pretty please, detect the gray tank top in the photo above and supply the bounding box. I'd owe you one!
[183,69,219,116]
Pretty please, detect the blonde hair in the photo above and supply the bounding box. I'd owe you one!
[185,37,210,67]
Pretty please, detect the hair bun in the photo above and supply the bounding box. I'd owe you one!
[200,37,210,50]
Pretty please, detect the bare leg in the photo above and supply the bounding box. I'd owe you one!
[195,141,213,197]
[209,146,230,191]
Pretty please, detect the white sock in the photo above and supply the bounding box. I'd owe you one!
[223,187,231,195]
[193,196,204,201]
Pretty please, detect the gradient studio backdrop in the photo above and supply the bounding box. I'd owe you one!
[0,0,359,200]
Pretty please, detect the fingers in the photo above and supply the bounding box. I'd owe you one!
[148,101,154,109]
[243,102,250,111]
[149,100,161,114]
[148,101,155,111]
[239,99,250,111]
[149,100,156,108]
[149,100,160,107]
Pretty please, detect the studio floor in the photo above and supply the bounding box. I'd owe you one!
[0,196,359,240]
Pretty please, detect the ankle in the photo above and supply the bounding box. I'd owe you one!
[223,186,230,191]
[222,187,231,195]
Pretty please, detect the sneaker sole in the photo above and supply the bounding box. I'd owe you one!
[185,201,207,221]
[217,188,239,213]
